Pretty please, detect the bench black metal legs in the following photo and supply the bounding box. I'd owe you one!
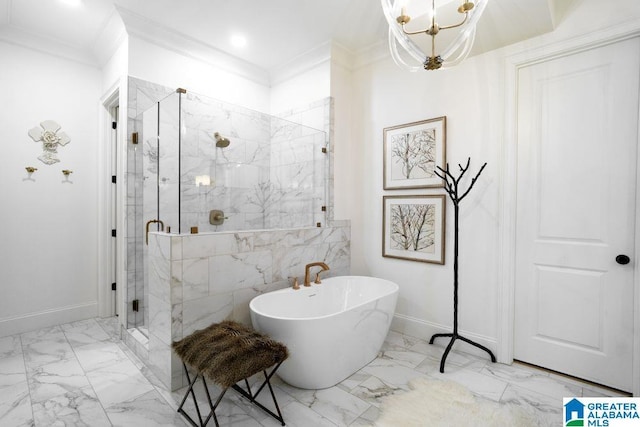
[177,361,286,427]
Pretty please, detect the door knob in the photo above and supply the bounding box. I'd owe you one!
[615,254,630,265]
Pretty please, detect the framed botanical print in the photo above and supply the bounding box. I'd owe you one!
[383,116,446,189]
[382,195,445,264]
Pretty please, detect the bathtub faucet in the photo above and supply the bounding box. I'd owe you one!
[304,262,330,286]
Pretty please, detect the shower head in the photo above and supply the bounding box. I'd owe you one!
[214,132,230,148]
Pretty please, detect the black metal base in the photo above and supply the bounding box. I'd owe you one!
[177,362,286,427]
[429,333,496,373]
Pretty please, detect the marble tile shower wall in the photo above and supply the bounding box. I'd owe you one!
[125,78,349,390]
[275,98,334,224]
[147,224,351,390]
[126,78,333,330]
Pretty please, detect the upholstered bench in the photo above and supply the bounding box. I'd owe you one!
[172,320,289,427]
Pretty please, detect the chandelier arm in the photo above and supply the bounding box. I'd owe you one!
[401,26,429,36]
[438,13,469,31]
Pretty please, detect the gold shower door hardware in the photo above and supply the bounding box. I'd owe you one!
[145,219,164,245]
[132,132,139,144]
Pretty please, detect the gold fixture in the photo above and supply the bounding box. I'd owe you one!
[213,132,231,148]
[132,132,138,144]
[62,169,73,176]
[166,226,171,233]
[209,210,229,225]
[25,166,37,173]
[145,219,164,245]
[291,277,300,290]
[190,226,198,234]
[176,88,187,94]
[304,262,330,287]
[381,0,488,71]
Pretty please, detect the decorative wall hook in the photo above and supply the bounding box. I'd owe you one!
[25,166,38,173]
[62,169,73,176]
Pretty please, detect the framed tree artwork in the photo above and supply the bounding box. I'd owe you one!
[382,195,445,264]
[383,116,446,189]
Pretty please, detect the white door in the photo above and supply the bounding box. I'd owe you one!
[514,37,639,392]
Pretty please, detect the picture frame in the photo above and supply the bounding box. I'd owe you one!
[382,195,446,264]
[383,116,446,189]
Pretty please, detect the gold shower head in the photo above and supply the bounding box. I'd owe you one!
[214,132,230,148]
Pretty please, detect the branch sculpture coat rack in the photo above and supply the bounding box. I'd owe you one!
[429,157,496,372]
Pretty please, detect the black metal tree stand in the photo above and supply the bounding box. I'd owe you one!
[429,158,496,373]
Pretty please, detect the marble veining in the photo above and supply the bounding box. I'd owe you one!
[0,316,625,426]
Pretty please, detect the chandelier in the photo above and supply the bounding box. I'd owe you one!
[381,0,488,71]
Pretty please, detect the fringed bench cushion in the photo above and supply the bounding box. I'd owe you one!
[172,320,288,388]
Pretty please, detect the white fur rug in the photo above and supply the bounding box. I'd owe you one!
[376,377,539,427]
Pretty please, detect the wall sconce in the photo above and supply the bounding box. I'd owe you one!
[62,169,73,176]
[25,166,38,174]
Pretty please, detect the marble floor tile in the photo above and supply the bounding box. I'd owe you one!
[27,356,92,403]
[349,375,407,408]
[0,379,33,427]
[61,318,111,347]
[481,362,581,400]
[74,341,130,372]
[500,384,562,427]
[86,359,155,408]
[0,317,627,427]
[104,389,187,427]
[31,385,111,427]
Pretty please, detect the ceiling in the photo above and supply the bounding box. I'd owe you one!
[0,0,568,72]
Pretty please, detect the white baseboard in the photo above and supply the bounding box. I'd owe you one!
[0,302,98,337]
[391,313,498,360]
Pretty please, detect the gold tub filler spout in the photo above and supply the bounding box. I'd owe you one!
[304,262,330,286]
[145,219,164,245]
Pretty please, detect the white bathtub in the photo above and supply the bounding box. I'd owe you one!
[249,276,399,389]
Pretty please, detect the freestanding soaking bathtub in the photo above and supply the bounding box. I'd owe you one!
[249,275,399,389]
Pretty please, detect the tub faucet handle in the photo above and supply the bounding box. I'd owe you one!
[314,272,323,284]
[290,277,300,290]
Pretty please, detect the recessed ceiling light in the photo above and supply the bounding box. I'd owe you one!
[230,34,248,49]
[59,0,83,7]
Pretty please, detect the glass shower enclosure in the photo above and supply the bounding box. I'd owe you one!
[127,89,328,332]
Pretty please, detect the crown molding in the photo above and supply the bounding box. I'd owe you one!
[115,5,269,87]
[269,40,333,86]
[91,8,127,68]
[0,24,99,67]
[351,39,390,70]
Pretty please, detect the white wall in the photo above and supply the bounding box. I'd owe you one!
[270,60,331,115]
[0,42,102,336]
[101,36,128,94]
[128,36,271,113]
[347,0,640,349]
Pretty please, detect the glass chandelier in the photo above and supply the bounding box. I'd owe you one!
[381,0,488,71]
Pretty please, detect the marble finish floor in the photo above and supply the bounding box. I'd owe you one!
[0,317,626,426]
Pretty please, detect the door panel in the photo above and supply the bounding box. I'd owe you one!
[514,37,639,392]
